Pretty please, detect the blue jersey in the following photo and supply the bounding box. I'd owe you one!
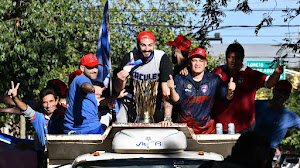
[174,71,228,133]
[64,75,102,134]
[255,100,300,148]
[22,105,64,149]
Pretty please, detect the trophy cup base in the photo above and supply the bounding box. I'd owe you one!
[137,116,154,123]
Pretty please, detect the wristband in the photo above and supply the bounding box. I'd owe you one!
[164,116,172,122]
[228,91,234,97]
[10,93,16,100]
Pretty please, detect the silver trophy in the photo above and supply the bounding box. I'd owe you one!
[133,79,159,123]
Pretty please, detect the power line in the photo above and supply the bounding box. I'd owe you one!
[219,35,299,37]
[78,20,300,32]
[88,8,298,13]
[108,22,300,30]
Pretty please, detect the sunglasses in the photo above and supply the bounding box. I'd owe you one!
[85,65,98,70]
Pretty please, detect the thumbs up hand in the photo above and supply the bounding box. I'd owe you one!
[226,77,236,100]
[167,74,175,90]
[228,77,236,92]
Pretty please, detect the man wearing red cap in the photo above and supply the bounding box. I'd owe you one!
[64,53,105,134]
[212,43,284,133]
[114,31,173,123]
[166,47,236,134]
[254,80,300,149]
[167,35,191,76]
[165,35,191,123]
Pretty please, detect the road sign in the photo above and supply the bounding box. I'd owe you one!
[246,60,285,80]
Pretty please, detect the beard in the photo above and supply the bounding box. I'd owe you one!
[141,50,153,57]
[172,54,177,64]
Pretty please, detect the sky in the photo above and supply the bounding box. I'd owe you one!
[206,0,300,44]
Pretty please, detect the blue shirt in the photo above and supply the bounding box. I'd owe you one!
[22,105,64,149]
[255,100,300,148]
[64,75,102,134]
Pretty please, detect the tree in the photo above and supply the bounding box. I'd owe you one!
[191,0,300,63]
[0,0,107,131]
[108,0,197,65]
[0,0,104,99]
[280,81,300,153]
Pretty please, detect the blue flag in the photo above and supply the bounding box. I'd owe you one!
[96,1,110,87]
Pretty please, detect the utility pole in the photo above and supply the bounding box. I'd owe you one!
[207,33,223,43]
[20,115,26,139]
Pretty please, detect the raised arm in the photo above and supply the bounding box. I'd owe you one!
[0,95,16,106]
[266,61,284,88]
[114,70,129,92]
[81,82,96,94]
[167,75,180,102]
[160,75,181,127]
[99,89,128,106]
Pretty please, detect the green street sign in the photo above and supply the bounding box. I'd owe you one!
[246,60,285,80]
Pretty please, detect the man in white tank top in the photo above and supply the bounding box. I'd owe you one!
[114,31,173,123]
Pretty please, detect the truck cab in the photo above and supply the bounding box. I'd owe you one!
[46,123,240,168]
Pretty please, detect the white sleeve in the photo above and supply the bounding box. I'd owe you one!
[22,105,36,121]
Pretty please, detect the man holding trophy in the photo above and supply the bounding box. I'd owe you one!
[114,31,173,123]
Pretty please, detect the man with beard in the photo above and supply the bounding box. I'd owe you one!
[114,31,173,123]
[64,53,104,134]
[165,35,191,123]
[167,35,191,76]
[212,42,284,133]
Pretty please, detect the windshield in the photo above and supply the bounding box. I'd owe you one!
[284,158,299,164]
[74,158,210,168]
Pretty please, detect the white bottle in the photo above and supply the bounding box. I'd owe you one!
[216,123,223,134]
[228,123,235,134]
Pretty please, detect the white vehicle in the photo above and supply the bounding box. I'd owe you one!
[46,123,240,168]
[281,155,300,168]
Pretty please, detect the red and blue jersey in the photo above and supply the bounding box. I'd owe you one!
[174,71,228,134]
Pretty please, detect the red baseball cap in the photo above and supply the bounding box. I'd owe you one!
[47,79,68,96]
[80,53,103,67]
[275,80,292,93]
[167,35,191,51]
[68,69,82,86]
[189,47,206,59]
[137,31,155,42]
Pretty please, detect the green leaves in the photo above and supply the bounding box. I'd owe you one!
[0,0,101,98]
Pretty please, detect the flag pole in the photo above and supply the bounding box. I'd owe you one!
[107,1,112,97]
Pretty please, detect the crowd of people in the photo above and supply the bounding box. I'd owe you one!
[0,30,300,168]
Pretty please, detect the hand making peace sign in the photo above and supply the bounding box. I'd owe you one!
[8,81,20,98]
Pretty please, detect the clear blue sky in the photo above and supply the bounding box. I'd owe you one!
[207,0,300,44]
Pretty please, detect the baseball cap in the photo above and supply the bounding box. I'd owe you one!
[47,79,68,97]
[80,53,103,67]
[167,35,191,51]
[137,31,155,42]
[275,80,292,93]
[68,69,82,86]
[189,47,206,59]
